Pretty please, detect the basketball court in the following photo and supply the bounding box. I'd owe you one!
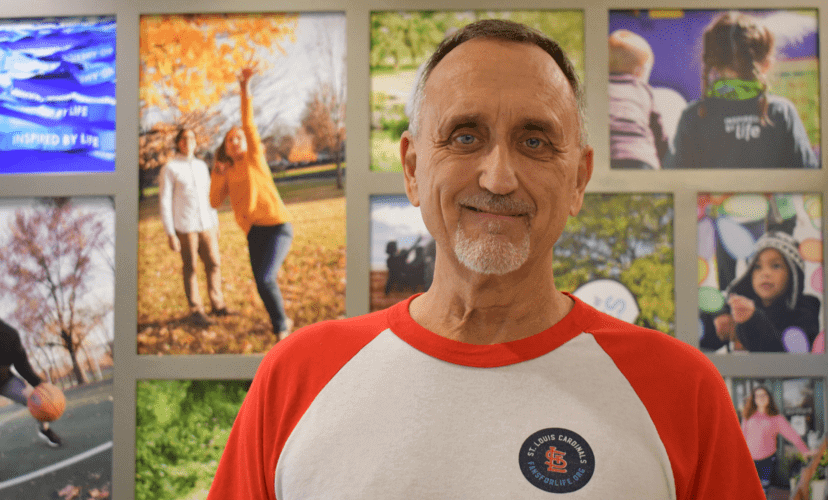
[0,378,113,498]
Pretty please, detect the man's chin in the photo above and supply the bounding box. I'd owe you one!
[453,231,529,276]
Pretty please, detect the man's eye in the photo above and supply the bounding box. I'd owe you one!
[455,134,476,145]
[524,137,543,148]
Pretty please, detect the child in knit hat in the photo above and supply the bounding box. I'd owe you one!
[713,231,821,352]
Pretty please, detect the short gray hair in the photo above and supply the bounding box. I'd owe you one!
[408,19,588,146]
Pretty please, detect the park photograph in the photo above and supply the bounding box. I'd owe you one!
[0,16,117,174]
[608,9,820,170]
[0,196,114,499]
[697,193,823,354]
[137,12,346,355]
[369,195,435,311]
[370,9,584,172]
[727,377,826,500]
[135,379,250,500]
[369,193,675,335]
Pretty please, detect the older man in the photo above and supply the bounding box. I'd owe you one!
[208,20,763,499]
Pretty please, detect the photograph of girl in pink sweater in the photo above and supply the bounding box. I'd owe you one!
[741,385,818,496]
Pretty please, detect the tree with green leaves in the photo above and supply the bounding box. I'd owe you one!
[554,194,675,335]
[136,380,251,500]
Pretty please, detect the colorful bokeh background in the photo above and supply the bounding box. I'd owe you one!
[697,193,823,353]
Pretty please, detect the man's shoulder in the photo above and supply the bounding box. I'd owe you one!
[257,308,393,376]
[289,309,391,344]
[578,303,719,381]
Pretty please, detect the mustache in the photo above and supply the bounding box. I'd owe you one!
[458,192,536,216]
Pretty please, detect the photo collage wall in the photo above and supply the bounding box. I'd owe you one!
[0,2,825,499]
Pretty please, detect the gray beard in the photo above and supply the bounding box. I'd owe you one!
[453,221,530,275]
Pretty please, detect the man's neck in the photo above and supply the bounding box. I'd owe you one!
[408,258,572,345]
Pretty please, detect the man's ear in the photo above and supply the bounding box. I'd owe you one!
[569,145,593,216]
[401,131,420,207]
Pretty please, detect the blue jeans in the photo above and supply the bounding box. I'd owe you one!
[247,223,293,332]
[754,454,775,494]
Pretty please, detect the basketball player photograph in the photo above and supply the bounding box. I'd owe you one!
[1,318,64,447]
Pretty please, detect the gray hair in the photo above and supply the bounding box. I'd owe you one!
[407,19,588,146]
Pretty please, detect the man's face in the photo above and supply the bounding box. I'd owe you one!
[401,38,592,276]
[178,130,196,157]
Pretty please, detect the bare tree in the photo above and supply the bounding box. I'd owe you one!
[0,198,114,386]
[302,83,346,188]
[301,18,346,189]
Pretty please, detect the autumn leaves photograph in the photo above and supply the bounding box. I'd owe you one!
[137,12,346,355]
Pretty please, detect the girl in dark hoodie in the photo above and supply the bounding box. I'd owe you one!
[713,231,820,352]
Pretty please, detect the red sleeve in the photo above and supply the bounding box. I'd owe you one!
[207,311,389,500]
[587,313,765,499]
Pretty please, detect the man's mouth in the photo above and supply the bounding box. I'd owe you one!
[463,205,525,217]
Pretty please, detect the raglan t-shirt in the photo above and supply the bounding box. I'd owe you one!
[208,295,764,499]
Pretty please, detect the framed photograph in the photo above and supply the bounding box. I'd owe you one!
[370,10,584,172]
[698,193,823,353]
[135,379,250,500]
[369,193,675,335]
[0,196,114,499]
[727,377,825,498]
[0,17,116,174]
[369,195,434,312]
[137,12,346,355]
[608,9,820,169]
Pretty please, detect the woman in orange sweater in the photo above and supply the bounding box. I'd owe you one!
[210,67,293,338]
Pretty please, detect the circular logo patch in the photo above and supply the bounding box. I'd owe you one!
[519,428,595,493]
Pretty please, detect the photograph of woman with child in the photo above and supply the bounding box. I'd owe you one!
[609,9,819,169]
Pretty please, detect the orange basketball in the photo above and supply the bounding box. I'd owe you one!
[27,383,66,422]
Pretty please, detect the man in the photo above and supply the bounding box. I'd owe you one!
[0,318,62,447]
[158,128,228,326]
[208,20,764,499]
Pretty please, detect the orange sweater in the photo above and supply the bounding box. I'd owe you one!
[210,84,290,235]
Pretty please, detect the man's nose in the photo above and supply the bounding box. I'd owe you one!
[478,142,519,195]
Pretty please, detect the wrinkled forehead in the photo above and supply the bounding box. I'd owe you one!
[422,39,577,128]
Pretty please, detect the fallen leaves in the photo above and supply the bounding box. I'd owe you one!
[57,484,109,500]
[137,193,345,355]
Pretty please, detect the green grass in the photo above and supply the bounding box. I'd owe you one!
[369,64,421,76]
[273,162,345,179]
[141,163,345,199]
[371,129,403,172]
[771,58,821,150]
